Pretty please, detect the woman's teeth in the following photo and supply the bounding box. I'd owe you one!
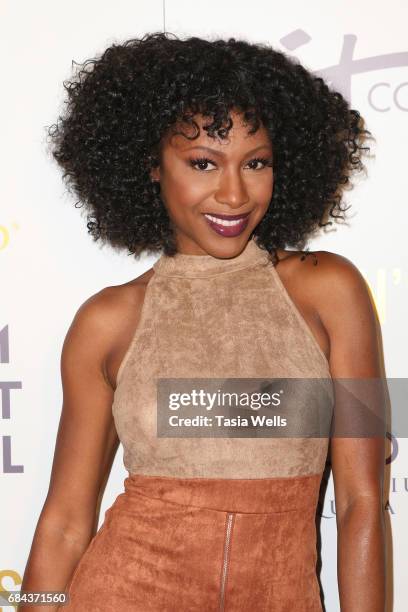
[203,212,250,237]
[204,214,244,227]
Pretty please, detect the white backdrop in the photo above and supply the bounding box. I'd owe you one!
[1,1,407,610]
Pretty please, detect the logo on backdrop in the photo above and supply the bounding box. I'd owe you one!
[386,431,398,464]
[0,222,19,251]
[280,30,408,110]
[0,325,23,473]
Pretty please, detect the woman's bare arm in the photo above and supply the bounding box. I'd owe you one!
[18,283,144,611]
[312,252,386,612]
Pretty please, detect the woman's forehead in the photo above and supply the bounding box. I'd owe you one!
[163,112,271,152]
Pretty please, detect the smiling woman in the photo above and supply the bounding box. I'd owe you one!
[149,111,274,250]
[44,31,370,262]
[19,31,386,612]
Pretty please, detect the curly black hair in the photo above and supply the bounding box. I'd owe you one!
[46,31,372,260]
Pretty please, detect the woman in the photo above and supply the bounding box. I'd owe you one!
[20,32,386,611]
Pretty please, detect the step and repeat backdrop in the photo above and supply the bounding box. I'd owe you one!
[1,1,407,610]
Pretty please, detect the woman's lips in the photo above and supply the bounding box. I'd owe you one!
[203,212,250,237]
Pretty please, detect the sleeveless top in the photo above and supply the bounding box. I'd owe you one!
[112,236,333,479]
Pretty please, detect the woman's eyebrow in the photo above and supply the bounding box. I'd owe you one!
[180,144,272,157]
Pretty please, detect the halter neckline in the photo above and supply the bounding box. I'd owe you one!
[152,236,272,278]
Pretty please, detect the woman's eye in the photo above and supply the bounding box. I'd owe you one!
[189,157,216,171]
[247,157,273,170]
[189,156,273,172]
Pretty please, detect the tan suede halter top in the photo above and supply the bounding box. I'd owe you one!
[112,236,333,479]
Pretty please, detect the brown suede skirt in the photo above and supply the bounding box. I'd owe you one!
[62,472,323,611]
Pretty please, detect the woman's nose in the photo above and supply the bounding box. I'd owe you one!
[214,170,250,209]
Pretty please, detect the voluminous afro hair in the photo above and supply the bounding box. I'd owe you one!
[47,31,372,259]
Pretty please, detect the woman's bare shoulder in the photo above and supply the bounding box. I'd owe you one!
[276,247,355,268]
[88,266,154,304]
[274,248,375,349]
[68,267,156,389]
[275,247,365,287]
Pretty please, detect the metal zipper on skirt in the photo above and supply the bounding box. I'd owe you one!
[219,512,235,611]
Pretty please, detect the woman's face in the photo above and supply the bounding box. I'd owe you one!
[150,109,274,256]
